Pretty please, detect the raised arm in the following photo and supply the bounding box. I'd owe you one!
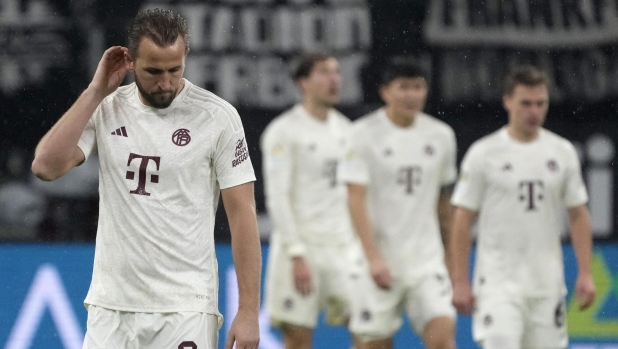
[567,204,596,310]
[32,46,131,181]
[449,206,478,315]
[347,183,391,290]
[221,182,261,349]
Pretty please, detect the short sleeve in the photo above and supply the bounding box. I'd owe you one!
[260,121,294,195]
[213,108,256,189]
[77,106,100,160]
[451,143,485,211]
[440,128,458,186]
[562,142,588,208]
[338,128,371,185]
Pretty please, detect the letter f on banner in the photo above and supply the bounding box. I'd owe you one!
[4,264,83,349]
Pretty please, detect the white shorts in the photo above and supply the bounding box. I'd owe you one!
[264,239,363,329]
[349,267,456,341]
[82,305,219,349]
[474,293,568,349]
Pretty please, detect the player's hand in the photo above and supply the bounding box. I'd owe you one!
[575,273,596,310]
[292,256,313,296]
[369,257,392,290]
[89,46,131,99]
[452,280,475,315]
[225,308,260,349]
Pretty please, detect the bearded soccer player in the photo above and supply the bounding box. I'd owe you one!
[450,66,596,349]
[261,53,361,349]
[31,9,260,349]
[340,60,457,349]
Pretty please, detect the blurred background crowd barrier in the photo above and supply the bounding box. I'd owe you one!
[0,0,617,348]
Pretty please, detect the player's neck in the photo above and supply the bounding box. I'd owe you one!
[302,100,330,122]
[507,125,539,143]
[385,107,416,128]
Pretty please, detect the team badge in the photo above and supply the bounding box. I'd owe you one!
[484,314,493,327]
[361,310,372,321]
[547,159,559,172]
[172,128,191,146]
[502,163,512,171]
[383,148,393,157]
[284,298,294,310]
[424,145,434,156]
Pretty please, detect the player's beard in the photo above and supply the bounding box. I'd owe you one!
[135,75,178,109]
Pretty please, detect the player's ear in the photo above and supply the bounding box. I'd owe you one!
[378,84,389,104]
[125,51,135,71]
[297,78,308,95]
[502,93,511,112]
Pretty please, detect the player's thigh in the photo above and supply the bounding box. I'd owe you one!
[321,243,364,326]
[83,305,131,349]
[404,271,456,335]
[473,294,524,348]
[349,268,404,342]
[522,297,568,349]
[264,241,321,329]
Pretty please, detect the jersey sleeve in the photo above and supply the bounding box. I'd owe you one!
[339,128,371,185]
[213,107,256,189]
[260,120,306,257]
[77,106,100,161]
[451,143,485,211]
[440,128,458,186]
[562,142,588,208]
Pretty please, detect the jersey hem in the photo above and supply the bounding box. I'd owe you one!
[218,173,256,189]
[340,176,370,185]
[450,200,480,211]
[84,299,221,315]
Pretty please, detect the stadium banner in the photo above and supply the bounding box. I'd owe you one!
[0,243,617,349]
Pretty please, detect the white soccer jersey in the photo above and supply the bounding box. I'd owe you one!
[339,108,457,278]
[451,128,588,297]
[77,79,256,315]
[261,104,355,256]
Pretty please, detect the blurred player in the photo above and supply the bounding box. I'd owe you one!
[261,53,360,349]
[450,65,596,349]
[340,59,457,349]
[31,9,260,349]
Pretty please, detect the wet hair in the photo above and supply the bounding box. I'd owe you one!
[291,52,334,81]
[503,65,549,96]
[380,59,428,86]
[128,8,190,58]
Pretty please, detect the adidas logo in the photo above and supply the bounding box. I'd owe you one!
[111,126,128,137]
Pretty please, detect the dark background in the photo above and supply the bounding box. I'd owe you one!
[0,0,616,242]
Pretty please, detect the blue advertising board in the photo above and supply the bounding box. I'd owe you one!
[0,244,617,349]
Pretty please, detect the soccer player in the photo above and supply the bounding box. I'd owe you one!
[31,9,261,349]
[340,60,457,349]
[261,53,360,349]
[450,66,596,349]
